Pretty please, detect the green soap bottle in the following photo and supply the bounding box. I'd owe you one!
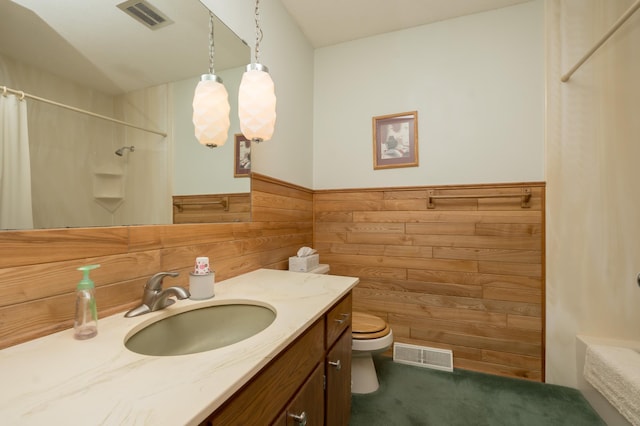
[74,264,100,340]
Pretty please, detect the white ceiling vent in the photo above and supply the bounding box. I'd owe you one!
[117,0,173,30]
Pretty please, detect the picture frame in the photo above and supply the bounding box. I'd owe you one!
[372,111,419,170]
[234,133,251,177]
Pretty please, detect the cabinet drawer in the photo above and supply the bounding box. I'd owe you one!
[325,293,352,348]
[205,318,325,425]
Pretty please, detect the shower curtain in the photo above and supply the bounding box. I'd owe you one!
[0,94,34,229]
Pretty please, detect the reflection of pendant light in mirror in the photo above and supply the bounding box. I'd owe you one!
[238,0,276,143]
[192,12,230,148]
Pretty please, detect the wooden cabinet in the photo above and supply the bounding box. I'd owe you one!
[272,364,325,426]
[325,293,352,346]
[324,293,352,426]
[202,292,352,426]
[285,364,325,425]
[325,327,352,426]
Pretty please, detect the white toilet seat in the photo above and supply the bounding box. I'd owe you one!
[352,330,394,352]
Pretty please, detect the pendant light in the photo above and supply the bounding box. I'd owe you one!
[238,0,276,143]
[192,12,230,148]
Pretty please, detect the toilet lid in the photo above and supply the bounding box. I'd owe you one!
[352,312,390,340]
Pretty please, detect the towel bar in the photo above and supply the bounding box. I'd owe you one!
[427,188,531,209]
[173,197,229,212]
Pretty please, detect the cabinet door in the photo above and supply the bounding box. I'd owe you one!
[206,321,324,425]
[272,412,287,426]
[325,327,352,426]
[286,364,325,426]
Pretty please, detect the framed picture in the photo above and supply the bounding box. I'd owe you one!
[372,111,419,170]
[234,133,251,177]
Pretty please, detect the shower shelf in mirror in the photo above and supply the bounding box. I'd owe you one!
[93,172,125,212]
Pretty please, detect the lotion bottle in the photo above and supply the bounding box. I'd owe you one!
[74,264,100,340]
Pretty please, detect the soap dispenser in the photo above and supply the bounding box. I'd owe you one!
[74,264,100,340]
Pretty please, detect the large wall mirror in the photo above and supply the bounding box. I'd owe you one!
[0,0,250,230]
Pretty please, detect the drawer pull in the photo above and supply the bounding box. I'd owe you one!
[328,359,342,370]
[289,411,307,425]
[334,313,350,324]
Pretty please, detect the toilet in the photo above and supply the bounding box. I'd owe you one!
[351,311,394,394]
[306,264,394,394]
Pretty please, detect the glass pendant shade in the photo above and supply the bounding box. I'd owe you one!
[238,63,276,143]
[192,74,230,148]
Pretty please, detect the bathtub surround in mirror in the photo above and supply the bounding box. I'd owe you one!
[0,0,250,230]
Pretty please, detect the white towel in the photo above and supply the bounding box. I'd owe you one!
[583,344,640,426]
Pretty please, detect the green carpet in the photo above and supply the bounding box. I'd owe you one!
[350,356,605,426]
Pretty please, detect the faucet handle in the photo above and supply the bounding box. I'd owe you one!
[145,271,179,291]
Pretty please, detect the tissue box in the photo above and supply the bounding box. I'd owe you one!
[288,254,319,272]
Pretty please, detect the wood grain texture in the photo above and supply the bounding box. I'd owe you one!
[0,174,312,349]
[205,319,324,425]
[0,176,544,383]
[325,293,352,348]
[172,193,251,224]
[325,328,352,426]
[315,182,545,381]
[284,364,325,426]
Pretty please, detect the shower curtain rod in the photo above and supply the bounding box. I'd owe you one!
[561,0,640,82]
[1,85,167,137]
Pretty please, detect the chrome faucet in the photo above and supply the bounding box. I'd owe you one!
[124,272,190,318]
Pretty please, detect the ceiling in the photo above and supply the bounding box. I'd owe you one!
[280,0,532,48]
[0,0,249,94]
[0,0,532,95]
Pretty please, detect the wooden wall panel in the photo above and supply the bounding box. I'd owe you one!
[0,173,312,350]
[0,227,129,268]
[0,175,543,384]
[314,182,545,381]
[251,175,313,223]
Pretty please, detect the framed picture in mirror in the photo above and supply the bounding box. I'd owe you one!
[372,111,419,170]
[234,133,251,177]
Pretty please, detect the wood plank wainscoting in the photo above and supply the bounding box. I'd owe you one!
[314,182,545,381]
[0,175,544,382]
[0,173,312,350]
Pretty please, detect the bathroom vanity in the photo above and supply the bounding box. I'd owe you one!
[0,269,358,425]
[205,291,353,425]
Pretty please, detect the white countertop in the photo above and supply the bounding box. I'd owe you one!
[0,269,358,425]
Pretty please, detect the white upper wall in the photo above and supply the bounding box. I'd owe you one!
[172,66,250,195]
[313,1,544,189]
[201,0,315,188]
[202,1,543,190]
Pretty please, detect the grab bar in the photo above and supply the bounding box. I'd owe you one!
[173,197,229,212]
[427,188,531,209]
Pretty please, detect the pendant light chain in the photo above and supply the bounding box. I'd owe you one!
[208,12,215,75]
[254,0,263,63]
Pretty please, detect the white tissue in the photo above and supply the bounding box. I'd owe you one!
[297,246,317,257]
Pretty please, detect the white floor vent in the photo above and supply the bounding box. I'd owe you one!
[393,342,453,372]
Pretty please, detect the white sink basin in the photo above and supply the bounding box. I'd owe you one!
[124,303,276,356]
